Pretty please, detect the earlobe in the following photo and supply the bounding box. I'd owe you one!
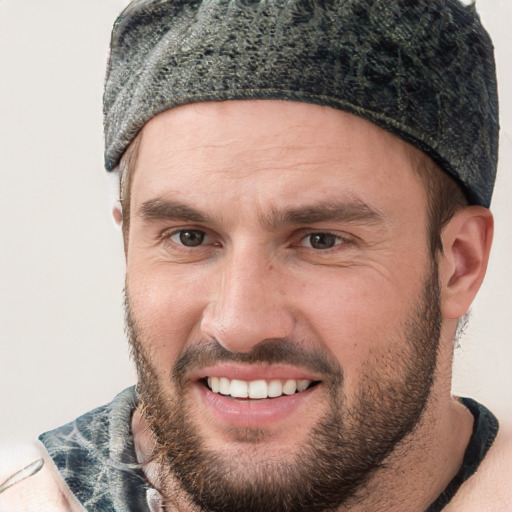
[440,206,494,319]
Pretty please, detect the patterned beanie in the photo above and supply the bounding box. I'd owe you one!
[103,0,499,207]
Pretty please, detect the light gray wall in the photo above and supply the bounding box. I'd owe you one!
[0,0,510,444]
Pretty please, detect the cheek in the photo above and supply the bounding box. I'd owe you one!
[293,266,422,380]
[127,260,212,363]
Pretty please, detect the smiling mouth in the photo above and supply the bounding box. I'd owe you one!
[203,377,320,400]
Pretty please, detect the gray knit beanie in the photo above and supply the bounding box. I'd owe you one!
[103,0,499,207]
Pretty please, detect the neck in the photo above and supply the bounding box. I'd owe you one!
[344,394,473,511]
[336,337,474,511]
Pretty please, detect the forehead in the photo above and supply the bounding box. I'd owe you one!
[129,100,427,216]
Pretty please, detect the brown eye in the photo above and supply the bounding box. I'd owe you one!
[303,233,342,250]
[173,230,206,247]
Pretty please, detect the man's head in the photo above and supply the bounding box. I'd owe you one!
[121,100,492,510]
[103,1,498,510]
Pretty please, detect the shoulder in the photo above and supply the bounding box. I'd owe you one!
[0,443,82,512]
[446,421,512,511]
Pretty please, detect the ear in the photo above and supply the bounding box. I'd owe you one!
[112,205,123,226]
[439,206,493,319]
[112,204,130,260]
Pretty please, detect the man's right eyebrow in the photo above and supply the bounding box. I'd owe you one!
[138,198,210,223]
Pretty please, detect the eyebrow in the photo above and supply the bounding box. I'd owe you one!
[138,197,384,228]
[139,198,211,223]
[263,199,384,230]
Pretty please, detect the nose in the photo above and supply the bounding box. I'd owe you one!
[200,247,295,353]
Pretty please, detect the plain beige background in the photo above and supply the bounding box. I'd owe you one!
[0,0,510,445]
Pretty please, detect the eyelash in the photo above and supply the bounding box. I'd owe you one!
[298,232,348,250]
[165,228,215,248]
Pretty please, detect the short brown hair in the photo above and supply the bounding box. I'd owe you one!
[410,152,468,256]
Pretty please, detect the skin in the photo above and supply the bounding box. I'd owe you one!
[123,100,493,511]
[0,447,81,512]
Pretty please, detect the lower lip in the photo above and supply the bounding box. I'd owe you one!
[195,382,318,429]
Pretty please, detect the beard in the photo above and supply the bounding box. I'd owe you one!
[126,261,442,512]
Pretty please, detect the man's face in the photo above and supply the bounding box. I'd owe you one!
[125,100,442,511]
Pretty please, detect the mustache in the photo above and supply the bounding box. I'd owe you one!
[171,338,343,384]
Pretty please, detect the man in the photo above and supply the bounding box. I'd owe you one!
[1,0,510,510]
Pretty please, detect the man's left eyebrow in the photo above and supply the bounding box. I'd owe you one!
[262,200,384,229]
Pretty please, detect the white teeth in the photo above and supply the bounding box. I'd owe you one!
[206,377,313,399]
[219,377,231,395]
[297,379,310,392]
[230,379,249,398]
[282,379,298,395]
[248,380,268,399]
[210,376,220,393]
[268,380,283,398]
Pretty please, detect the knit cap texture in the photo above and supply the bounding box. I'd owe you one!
[104,0,499,207]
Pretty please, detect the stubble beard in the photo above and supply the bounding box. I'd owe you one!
[126,261,442,512]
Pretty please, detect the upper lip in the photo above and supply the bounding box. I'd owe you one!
[189,363,323,383]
